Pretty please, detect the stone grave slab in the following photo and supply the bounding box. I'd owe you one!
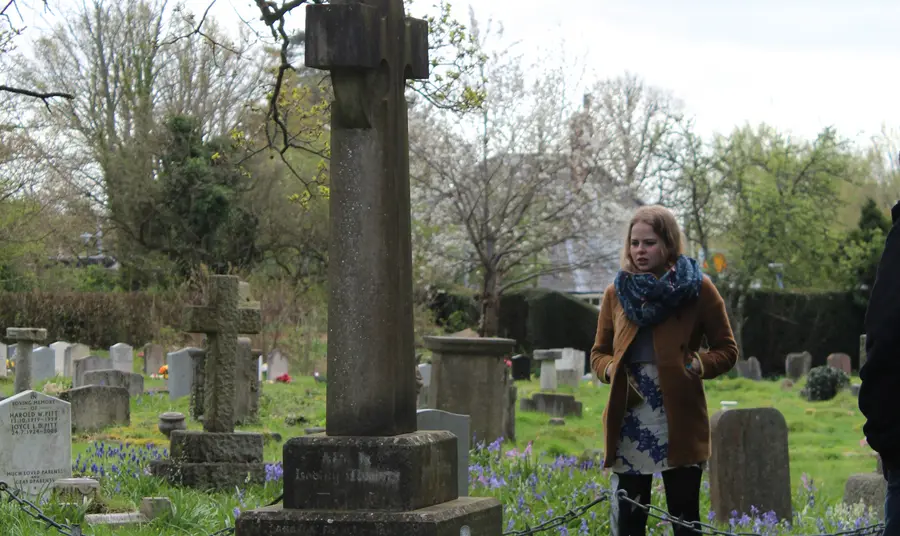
[61,385,130,433]
[110,343,134,373]
[73,355,109,388]
[83,369,145,397]
[736,357,762,381]
[511,354,531,381]
[709,407,792,521]
[267,349,289,380]
[843,473,886,518]
[142,343,165,376]
[31,346,56,385]
[0,390,72,494]
[785,351,812,380]
[417,408,470,496]
[520,392,583,418]
[49,341,71,376]
[166,347,201,400]
[827,353,852,375]
[64,343,90,378]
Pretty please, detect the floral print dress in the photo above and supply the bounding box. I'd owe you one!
[610,362,671,475]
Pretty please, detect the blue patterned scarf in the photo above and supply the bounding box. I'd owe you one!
[614,255,703,327]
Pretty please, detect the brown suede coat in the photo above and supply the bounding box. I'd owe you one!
[590,276,738,469]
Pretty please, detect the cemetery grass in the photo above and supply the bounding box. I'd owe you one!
[0,374,879,535]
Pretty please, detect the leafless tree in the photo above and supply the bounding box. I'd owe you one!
[409,26,625,337]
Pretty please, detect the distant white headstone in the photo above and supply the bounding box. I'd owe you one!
[0,390,72,495]
[166,348,196,400]
[417,409,470,496]
[110,343,133,373]
[49,341,71,376]
[267,349,289,379]
[64,344,91,378]
[0,342,6,377]
[31,347,56,385]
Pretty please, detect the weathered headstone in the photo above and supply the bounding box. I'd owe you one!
[0,342,6,377]
[83,369,145,397]
[64,343,90,378]
[417,408,470,496]
[110,343,134,373]
[151,277,265,490]
[266,348,289,379]
[61,385,130,433]
[426,335,516,444]
[520,392,583,417]
[166,347,201,401]
[827,353,852,376]
[142,343,165,376]
[31,346,56,385]
[235,4,501,534]
[709,408,792,521]
[73,355,109,388]
[49,341,71,376]
[8,328,47,394]
[843,473,886,518]
[510,354,531,381]
[416,363,432,408]
[533,349,563,390]
[736,357,763,381]
[860,334,868,371]
[785,351,812,380]
[189,348,207,420]
[558,347,586,386]
[0,390,72,494]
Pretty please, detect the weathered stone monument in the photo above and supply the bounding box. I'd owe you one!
[827,352,852,375]
[235,337,261,424]
[417,408,470,496]
[61,385,130,432]
[7,328,47,394]
[166,347,202,400]
[843,473,886,517]
[534,349,563,390]
[150,276,265,489]
[142,343,165,375]
[73,355,109,388]
[709,407,792,521]
[83,369,144,397]
[426,335,517,444]
[0,390,72,494]
[735,356,762,381]
[785,351,812,380]
[520,392,583,417]
[235,2,501,533]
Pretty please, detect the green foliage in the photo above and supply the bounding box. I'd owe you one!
[805,365,851,402]
[834,197,891,303]
[142,115,261,278]
[738,288,865,376]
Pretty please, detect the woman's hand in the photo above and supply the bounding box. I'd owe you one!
[687,353,702,377]
[605,363,613,382]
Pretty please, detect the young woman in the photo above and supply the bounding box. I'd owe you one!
[590,205,738,536]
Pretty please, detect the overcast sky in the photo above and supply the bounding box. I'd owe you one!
[21,0,900,148]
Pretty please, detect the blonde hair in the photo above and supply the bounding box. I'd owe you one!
[621,205,684,272]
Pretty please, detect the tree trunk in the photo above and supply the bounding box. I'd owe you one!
[479,269,501,338]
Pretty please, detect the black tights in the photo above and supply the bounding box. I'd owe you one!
[610,466,703,536]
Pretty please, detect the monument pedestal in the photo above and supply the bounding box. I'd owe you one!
[149,431,267,490]
[236,431,503,536]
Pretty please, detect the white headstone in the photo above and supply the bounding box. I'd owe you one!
[417,409,470,496]
[65,344,91,378]
[31,346,56,385]
[0,390,72,495]
[417,363,433,408]
[166,348,195,400]
[49,341,71,376]
[110,343,133,373]
[267,349,289,379]
[0,342,6,377]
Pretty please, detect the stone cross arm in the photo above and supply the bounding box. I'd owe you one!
[184,305,261,336]
[305,0,429,80]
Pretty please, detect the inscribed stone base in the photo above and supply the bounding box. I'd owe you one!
[843,473,886,518]
[148,460,267,490]
[283,431,458,511]
[235,497,503,536]
[519,393,582,418]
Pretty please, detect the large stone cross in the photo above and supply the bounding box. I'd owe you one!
[183,275,261,433]
[305,0,429,436]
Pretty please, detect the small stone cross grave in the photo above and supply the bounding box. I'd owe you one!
[183,276,261,433]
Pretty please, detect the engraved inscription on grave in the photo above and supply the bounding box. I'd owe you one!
[0,390,72,494]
